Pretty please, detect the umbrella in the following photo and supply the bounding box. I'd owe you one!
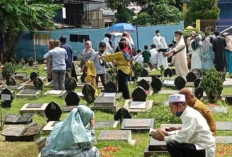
[108,23,136,33]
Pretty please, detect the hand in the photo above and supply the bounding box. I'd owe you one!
[163,52,169,57]
[151,129,167,141]
[168,127,181,131]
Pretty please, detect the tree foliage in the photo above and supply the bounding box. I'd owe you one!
[185,0,220,25]
[0,0,62,63]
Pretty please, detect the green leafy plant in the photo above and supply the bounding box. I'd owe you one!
[107,67,117,82]
[200,68,224,103]
[132,62,143,80]
[2,62,17,79]
[160,65,165,79]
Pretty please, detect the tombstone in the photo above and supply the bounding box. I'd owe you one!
[6,76,17,86]
[42,121,59,133]
[105,72,111,84]
[0,88,14,108]
[151,77,162,93]
[33,77,43,90]
[216,121,232,131]
[30,72,39,81]
[17,89,41,98]
[95,121,119,128]
[45,101,62,122]
[163,68,173,77]
[20,103,48,114]
[104,81,117,93]
[28,57,34,66]
[132,87,147,102]
[174,76,186,90]
[98,130,136,145]
[4,113,34,124]
[137,77,152,84]
[114,107,132,123]
[92,96,118,112]
[147,62,153,70]
[144,63,150,71]
[208,105,228,114]
[82,83,95,104]
[216,136,232,144]
[186,68,202,82]
[13,72,28,81]
[65,91,80,106]
[140,69,149,77]
[194,87,204,99]
[121,118,154,131]
[144,137,167,156]
[194,78,201,88]
[65,77,77,91]
[81,73,87,83]
[44,90,67,97]
[159,90,179,95]
[138,79,150,91]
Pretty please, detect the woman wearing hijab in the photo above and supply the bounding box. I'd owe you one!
[41,105,100,157]
[85,60,98,97]
[46,39,55,82]
[190,35,203,70]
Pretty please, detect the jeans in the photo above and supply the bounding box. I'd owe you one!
[117,70,130,99]
[167,140,205,157]
[52,70,66,90]
[96,74,106,89]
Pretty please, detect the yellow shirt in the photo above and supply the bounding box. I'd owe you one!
[192,98,216,135]
[102,52,131,75]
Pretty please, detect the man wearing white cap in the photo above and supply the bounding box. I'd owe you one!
[152,94,215,157]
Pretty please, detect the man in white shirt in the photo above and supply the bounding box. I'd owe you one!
[153,30,168,69]
[134,50,144,65]
[152,94,215,157]
[149,44,158,69]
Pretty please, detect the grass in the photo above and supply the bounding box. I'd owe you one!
[0,63,232,157]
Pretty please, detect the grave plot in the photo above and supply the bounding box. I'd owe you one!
[92,96,118,112]
[0,88,14,108]
[2,123,42,141]
[23,72,45,89]
[95,121,119,128]
[216,136,232,144]
[4,113,34,124]
[42,121,60,134]
[144,137,167,157]
[100,81,122,99]
[44,90,67,97]
[208,105,228,114]
[98,130,136,145]
[6,76,24,91]
[20,103,48,114]
[13,72,29,81]
[61,91,80,112]
[17,89,41,98]
[82,84,96,104]
[223,78,232,88]
[124,87,153,113]
[121,118,154,131]
[137,79,153,96]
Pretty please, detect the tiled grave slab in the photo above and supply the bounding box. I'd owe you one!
[124,100,153,113]
[17,89,41,98]
[20,103,48,114]
[44,90,67,97]
[42,121,59,133]
[5,113,34,124]
[121,118,154,131]
[61,105,77,112]
[216,136,232,144]
[208,106,228,114]
[137,77,152,84]
[95,121,119,128]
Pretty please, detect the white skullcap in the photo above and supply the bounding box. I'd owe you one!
[169,94,186,103]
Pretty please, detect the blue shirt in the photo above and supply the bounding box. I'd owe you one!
[44,47,68,71]
[89,51,106,74]
[61,43,73,68]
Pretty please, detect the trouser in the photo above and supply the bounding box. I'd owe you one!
[52,70,66,90]
[66,68,72,81]
[167,140,205,157]
[117,70,130,99]
[96,74,106,89]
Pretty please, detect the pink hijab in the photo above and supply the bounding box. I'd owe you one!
[84,40,94,52]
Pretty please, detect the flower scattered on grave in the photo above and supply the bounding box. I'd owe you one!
[99,146,120,157]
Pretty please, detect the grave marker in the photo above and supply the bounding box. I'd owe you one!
[6,76,17,86]
[186,69,202,82]
[174,76,186,90]
[33,77,43,90]
[20,103,48,114]
[163,68,173,77]
[194,87,204,99]
[138,79,150,91]
[121,118,154,131]
[28,57,34,66]
[65,77,77,91]
[132,87,147,102]
[65,91,80,106]
[114,107,132,123]
[30,72,39,81]
[140,69,149,77]
[104,81,117,93]
[151,77,162,93]
[0,88,14,108]
[45,101,62,122]
[5,113,34,124]
[95,121,119,128]
[82,83,95,104]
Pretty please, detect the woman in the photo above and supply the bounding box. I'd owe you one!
[224,33,232,74]
[47,39,55,82]
[85,60,98,97]
[100,41,131,99]
[190,35,202,70]
[41,105,100,157]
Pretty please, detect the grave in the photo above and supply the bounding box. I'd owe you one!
[33,77,43,90]
[65,77,77,91]
[162,80,175,87]
[144,137,167,157]
[194,87,204,99]
[2,123,41,141]
[101,81,122,99]
[223,80,232,88]
[151,77,162,93]
[30,72,39,81]
[6,76,24,91]
[98,130,136,145]
[121,118,154,131]
[208,106,228,114]
[222,95,232,105]
[13,72,28,81]
[95,121,119,128]
[144,63,150,71]
[82,83,96,104]
[186,69,202,82]
[35,137,47,152]
[20,103,48,114]
[45,101,62,122]
[216,121,232,131]
[28,57,35,66]
[138,79,150,91]
[23,72,45,89]
[163,68,173,77]
[92,96,118,112]
[174,76,186,90]
[17,89,41,98]
[216,136,232,144]
[42,121,59,133]
[124,87,153,113]
[194,78,201,88]
[137,77,152,84]
[0,88,14,108]
[61,91,80,112]
[44,90,67,97]
[114,107,132,123]
[159,90,179,95]
[140,69,149,77]
[5,113,34,124]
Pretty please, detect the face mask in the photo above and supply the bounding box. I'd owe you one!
[99,50,105,54]
[175,111,182,117]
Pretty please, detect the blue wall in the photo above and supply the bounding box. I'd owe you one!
[16,21,183,62]
[218,3,232,19]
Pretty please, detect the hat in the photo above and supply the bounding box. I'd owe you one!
[175,30,182,36]
[169,94,185,103]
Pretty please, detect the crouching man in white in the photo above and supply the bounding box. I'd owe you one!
[152,94,215,157]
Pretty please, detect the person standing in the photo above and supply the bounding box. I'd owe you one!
[44,40,67,90]
[153,30,168,69]
[224,32,232,74]
[46,39,55,82]
[142,45,151,64]
[164,31,189,79]
[88,42,107,89]
[134,50,144,65]
[102,33,114,54]
[212,31,227,72]
[59,36,73,79]
[149,44,158,69]
[100,41,131,99]
[152,94,215,157]
[189,35,202,70]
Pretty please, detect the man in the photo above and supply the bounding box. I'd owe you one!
[179,88,216,135]
[149,44,158,69]
[224,32,232,74]
[142,45,151,64]
[44,40,67,90]
[165,31,189,79]
[153,30,168,69]
[212,31,227,72]
[89,42,106,89]
[59,36,73,79]
[152,94,215,157]
[102,33,114,54]
[134,50,144,65]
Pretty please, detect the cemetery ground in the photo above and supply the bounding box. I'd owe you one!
[0,64,232,157]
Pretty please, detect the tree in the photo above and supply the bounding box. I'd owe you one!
[0,0,62,63]
[185,0,220,26]
[132,13,151,26]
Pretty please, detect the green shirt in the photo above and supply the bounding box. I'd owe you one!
[142,50,151,63]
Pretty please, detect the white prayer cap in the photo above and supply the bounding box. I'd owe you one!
[169,94,186,103]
